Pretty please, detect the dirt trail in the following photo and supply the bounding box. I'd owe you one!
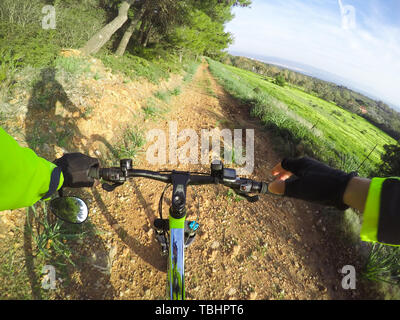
[69,61,373,300]
[1,60,374,300]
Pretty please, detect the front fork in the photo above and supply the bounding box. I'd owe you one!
[154,219,200,255]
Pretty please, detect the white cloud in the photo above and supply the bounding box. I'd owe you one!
[226,0,400,108]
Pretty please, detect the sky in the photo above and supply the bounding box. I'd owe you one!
[226,0,400,109]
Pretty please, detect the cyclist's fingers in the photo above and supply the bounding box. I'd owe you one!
[271,162,282,175]
[278,172,293,180]
[271,162,292,177]
[268,179,285,195]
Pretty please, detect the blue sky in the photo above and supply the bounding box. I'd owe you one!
[226,0,400,109]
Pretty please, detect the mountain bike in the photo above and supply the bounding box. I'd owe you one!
[50,159,270,300]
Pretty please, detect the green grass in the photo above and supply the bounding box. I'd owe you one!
[207,58,396,176]
[154,86,183,103]
[113,126,145,160]
[142,95,170,120]
[98,53,170,84]
[204,78,217,98]
[362,244,400,285]
[26,124,50,151]
[154,89,171,103]
[55,56,91,76]
[26,202,93,268]
[183,61,200,83]
[0,227,39,299]
[206,58,400,296]
[0,200,101,299]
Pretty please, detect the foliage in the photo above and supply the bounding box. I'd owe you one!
[167,9,233,58]
[0,0,248,82]
[55,56,91,76]
[0,0,107,68]
[114,126,145,160]
[98,52,170,83]
[207,58,394,176]
[363,244,400,285]
[225,54,400,141]
[378,143,400,177]
[26,201,92,267]
[0,48,24,84]
[274,74,286,87]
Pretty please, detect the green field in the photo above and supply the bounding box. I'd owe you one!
[207,58,396,176]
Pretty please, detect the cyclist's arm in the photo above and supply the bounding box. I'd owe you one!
[270,160,400,246]
[342,177,371,212]
[318,177,400,245]
[358,177,400,245]
[0,127,64,211]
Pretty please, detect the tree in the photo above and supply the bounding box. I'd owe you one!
[379,143,400,176]
[168,9,232,61]
[115,2,147,56]
[115,0,192,55]
[80,0,251,57]
[80,0,134,55]
[274,74,286,87]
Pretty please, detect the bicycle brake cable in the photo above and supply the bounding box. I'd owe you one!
[158,183,171,220]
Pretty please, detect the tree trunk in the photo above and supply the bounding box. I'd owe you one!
[142,23,153,47]
[115,5,147,56]
[115,19,136,56]
[137,19,148,45]
[80,0,133,56]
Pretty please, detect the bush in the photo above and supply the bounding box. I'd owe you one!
[274,74,286,87]
[0,22,60,68]
[0,0,106,69]
[98,53,170,84]
[53,1,107,49]
[379,143,400,176]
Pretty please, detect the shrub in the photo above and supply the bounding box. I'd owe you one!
[379,143,400,176]
[98,53,170,84]
[274,74,286,87]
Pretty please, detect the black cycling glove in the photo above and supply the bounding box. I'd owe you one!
[281,157,358,210]
[54,153,99,188]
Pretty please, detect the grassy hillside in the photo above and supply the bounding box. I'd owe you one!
[207,58,396,176]
[223,54,400,141]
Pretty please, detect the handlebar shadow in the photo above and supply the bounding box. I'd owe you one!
[91,182,166,272]
[90,133,166,271]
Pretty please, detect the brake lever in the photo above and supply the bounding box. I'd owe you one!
[233,189,259,203]
[102,182,124,192]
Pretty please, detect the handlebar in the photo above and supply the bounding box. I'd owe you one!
[89,159,270,201]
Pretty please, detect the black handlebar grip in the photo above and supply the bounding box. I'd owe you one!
[88,166,99,179]
[260,182,269,194]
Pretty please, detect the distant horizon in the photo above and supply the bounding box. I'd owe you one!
[229,49,400,111]
[226,0,400,112]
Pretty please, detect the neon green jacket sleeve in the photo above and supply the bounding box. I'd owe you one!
[361,177,400,246]
[0,127,64,211]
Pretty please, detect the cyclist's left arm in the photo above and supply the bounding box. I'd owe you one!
[270,159,400,246]
[0,127,64,211]
[359,177,400,246]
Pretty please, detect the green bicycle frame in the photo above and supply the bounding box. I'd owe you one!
[168,216,186,300]
[89,161,268,300]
